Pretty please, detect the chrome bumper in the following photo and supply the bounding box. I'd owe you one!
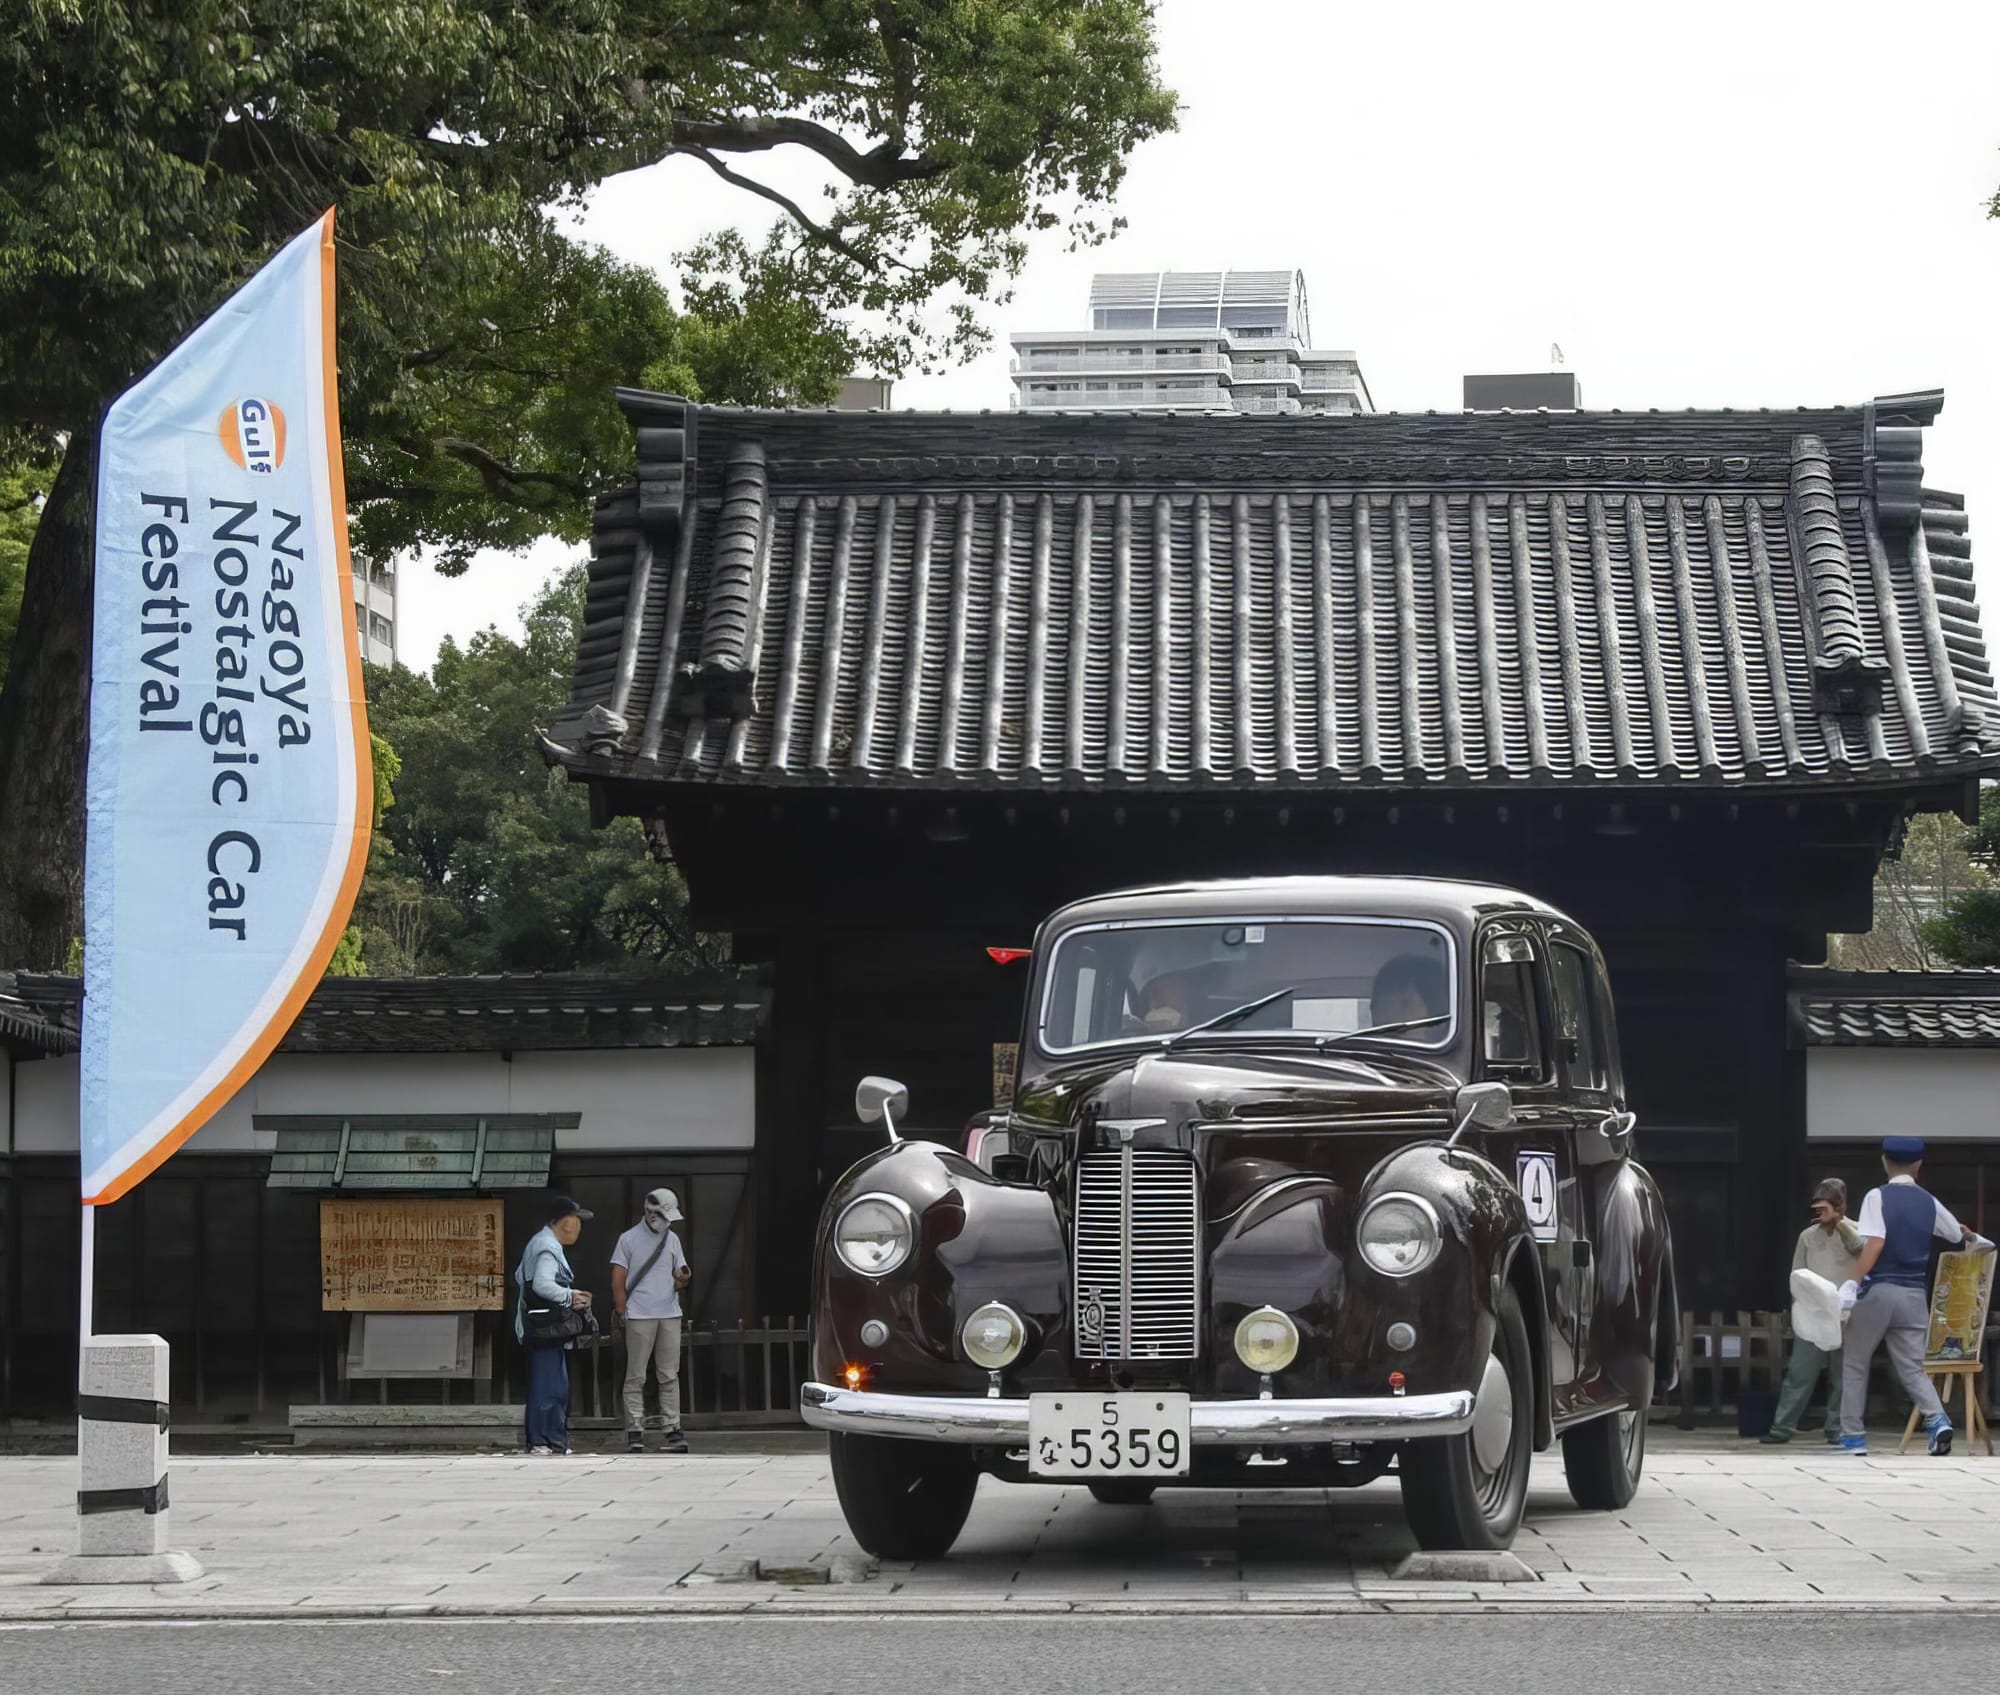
[799,1382,1475,1445]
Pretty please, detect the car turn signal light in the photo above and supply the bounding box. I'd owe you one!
[843,1363,866,1390]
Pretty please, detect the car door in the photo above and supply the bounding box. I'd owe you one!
[1471,921,1589,1412]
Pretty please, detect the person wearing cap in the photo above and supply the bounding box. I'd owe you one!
[514,1194,595,1456]
[611,1188,693,1454]
[1760,1178,1863,1445]
[1838,1137,1993,1457]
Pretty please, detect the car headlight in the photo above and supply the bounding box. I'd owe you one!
[1233,1305,1300,1373]
[833,1193,916,1277]
[961,1302,1027,1370]
[1357,1192,1441,1277]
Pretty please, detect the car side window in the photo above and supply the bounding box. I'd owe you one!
[1479,933,1544,1080]
[1550,942,1608,1094]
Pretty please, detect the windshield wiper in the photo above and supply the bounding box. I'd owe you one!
[1160,979,1296,1047]
[1315,1014,1451,1052]
[1160,985,1298,1050]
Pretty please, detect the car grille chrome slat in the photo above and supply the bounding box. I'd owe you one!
[1072,1149,1200,1362]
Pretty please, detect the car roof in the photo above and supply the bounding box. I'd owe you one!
[1042,875,1577,934]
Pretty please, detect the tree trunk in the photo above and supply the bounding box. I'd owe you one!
[0,425,96,968]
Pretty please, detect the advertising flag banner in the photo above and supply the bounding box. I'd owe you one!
[81,211,370,1205]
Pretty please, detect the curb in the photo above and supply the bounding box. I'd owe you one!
[8,1596,2000,1624]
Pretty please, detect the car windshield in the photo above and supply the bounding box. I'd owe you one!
[1039,918,1457,1054]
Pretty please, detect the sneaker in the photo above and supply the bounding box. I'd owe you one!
[662,1427,690,1454]
[626,1429,646,1453]
[1759,1430,1793,1445]
[1839,1434,1869,1456]
[1927,1416,1954,1457]
[527,1445,554,1456]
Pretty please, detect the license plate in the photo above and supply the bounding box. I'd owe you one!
[1027,1392,1191,1477]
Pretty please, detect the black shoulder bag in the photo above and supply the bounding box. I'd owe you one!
[522,1253,599,1348]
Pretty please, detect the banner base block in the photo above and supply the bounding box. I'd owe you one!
[43,1549,204,1586]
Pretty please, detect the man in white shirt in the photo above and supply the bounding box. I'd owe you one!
[612,1188,692,1453]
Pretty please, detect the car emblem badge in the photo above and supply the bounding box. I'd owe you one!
[1077,1289,1104,1344]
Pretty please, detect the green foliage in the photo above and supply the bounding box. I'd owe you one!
[1910,786,2000,966]
[1831,808,1990,970]
[324,926,369,976]
[2,0,1174,530]
[0,443,59,688]
[354,566,721,975]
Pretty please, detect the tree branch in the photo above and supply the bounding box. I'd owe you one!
[666,113,948,188]
[435,438,592,502]
[670,144,886,270]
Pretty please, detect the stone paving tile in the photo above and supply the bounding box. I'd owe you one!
[6,1447,2000,1615]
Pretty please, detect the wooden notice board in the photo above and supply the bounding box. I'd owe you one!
[1926,1247,1998,1365]
[992,1042,1019,1108]
[320,1198,506,1311]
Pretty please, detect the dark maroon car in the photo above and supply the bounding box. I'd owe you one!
[802,877,1678,1554]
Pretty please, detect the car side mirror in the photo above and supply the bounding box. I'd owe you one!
[855,1076,910,1144]
[1448,1081,1513,1145]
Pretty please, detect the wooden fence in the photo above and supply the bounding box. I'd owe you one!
[568,1318,812,1430]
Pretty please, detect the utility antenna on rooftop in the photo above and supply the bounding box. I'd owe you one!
[1551,342,1565,369]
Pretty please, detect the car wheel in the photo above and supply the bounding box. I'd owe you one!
[827,1432,979,1560]
[1086,1481,1157,1505]
[1398,1283,1533,1551]
[1560,1403,1647,1509]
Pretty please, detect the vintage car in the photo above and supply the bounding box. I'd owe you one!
[801,877,1677,1555]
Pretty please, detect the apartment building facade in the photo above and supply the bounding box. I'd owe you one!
[352,550,398,667]
[1010,270,1373,416]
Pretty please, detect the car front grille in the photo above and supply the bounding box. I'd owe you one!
[1071,1149,1200,1362]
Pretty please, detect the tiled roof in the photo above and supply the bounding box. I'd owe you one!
[8,972,763,1056]
[1790,967,2000,1048]
[0,971,76,1056]
[545,392,1999,796]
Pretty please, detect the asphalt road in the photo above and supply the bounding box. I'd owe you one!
[2,1611,1989,1695]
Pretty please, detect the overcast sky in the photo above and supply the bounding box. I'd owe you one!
[396,0,2000,668]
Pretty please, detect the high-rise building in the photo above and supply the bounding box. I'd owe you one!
[1010,270,1372,416]
[351,550,399,668]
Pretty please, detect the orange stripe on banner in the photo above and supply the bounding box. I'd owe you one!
[86,209,375,1205]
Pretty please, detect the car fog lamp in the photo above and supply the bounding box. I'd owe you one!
[1233,1306,1301,1374]
[1358,1193,1441,1278]
[859,1319,890,1348]
[1385,1321,1418,1352]
[834,1193,916,1277]
[961,1302,1028,1370]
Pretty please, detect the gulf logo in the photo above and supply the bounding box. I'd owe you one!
[218,397,287,474]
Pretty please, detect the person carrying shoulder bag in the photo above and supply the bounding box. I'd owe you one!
[611,1187,692,1453]
[514,1194,596,1456]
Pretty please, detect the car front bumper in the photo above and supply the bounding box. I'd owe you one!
[799,1382,1475,1445]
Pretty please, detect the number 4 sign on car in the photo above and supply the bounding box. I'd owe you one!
[1517,1151,1559,1243]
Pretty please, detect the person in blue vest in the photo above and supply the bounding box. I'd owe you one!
[1837,1137,1991,1457]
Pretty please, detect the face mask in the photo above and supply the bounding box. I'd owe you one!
[644,1211,667,1232]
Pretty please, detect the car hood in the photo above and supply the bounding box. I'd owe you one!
[1017,1044,1460,1152]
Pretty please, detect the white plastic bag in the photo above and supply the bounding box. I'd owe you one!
[1790,1268,1845,1350]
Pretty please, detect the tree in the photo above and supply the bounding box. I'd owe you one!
[0,444,59,688]
[1903,785,2000,967]
[1830,809,1989,970]
[0,0,1177,964]
[354,566,721,975]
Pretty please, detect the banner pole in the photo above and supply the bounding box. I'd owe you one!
[79,1201,95,1350]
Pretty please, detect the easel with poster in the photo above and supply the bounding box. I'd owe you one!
[1897,1246,1998,1455]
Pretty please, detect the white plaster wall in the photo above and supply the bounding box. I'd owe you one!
[1806,1047,2000,1141]
[12,1046,753,1155]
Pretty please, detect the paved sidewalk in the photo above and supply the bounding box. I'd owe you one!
[5,1441,2000,1618]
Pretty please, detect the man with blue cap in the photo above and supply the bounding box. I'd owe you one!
[1837,1137,1992,1456]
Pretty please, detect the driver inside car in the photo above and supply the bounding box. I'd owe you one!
[1370,953,1447,1027]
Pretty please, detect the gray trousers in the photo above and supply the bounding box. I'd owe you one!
[1840,1282,1943,1437]
[622,1317,682,1430]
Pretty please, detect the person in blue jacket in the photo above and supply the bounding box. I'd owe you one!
[514,1195,595,1455]
[1838,1138,1991,1457]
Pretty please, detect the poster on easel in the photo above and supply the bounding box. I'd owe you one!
[1925,1247,1997,1364]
